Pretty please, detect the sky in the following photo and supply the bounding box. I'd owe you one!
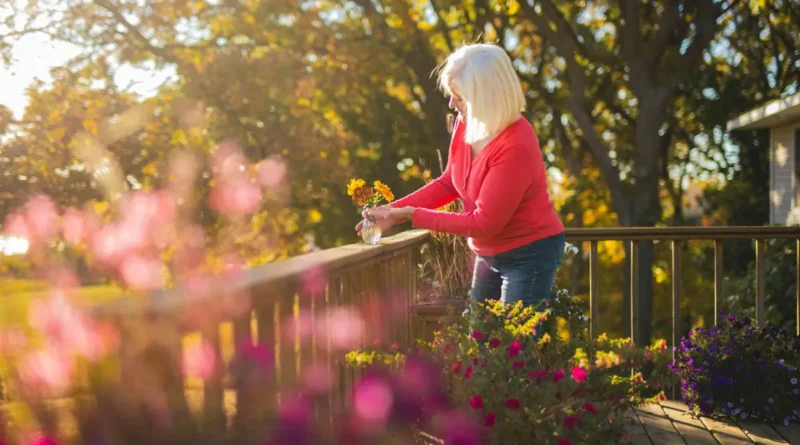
[0,34,82,119]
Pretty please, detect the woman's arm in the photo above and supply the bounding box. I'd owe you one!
[404,145,533,237]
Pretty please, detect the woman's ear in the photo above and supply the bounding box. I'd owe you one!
[446,113,456,134]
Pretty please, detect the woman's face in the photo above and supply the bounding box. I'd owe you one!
[448,86,466,116]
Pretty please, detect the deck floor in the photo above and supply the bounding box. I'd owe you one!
[627,401,800,445]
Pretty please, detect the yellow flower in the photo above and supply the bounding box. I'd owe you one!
[347,178,365,196]
[373,180,394,202]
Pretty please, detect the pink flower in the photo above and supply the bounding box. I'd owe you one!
[557,439,573,445]
[464,366,473,379]
[471,331,484,340]
[451,361,462,374]
[553,369,565,382]
[484,413,496,427]
[508,340,522,357]
[182,340,218,379]
[583,402,597,414]
[505,398,520,410]
[354,377,393,423]
[528,370,548,381]
[489,338,501,348]
[571,366,588,383]
[473,358,480,365]
[563,415,580,429]
[512,361,525,369]
[469,395,484,409]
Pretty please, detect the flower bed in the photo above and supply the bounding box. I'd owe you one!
[670,313,800,425]
[348,289,672,445]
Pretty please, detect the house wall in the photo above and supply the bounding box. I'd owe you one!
[771,125,798,225]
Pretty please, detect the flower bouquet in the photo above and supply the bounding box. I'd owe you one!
[347,178,394,245]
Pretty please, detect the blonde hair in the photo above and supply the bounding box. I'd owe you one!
[437,43,526,144]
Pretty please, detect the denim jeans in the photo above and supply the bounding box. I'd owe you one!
[470,232,565,309]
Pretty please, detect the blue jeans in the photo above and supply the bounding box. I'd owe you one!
[470,233,565,309]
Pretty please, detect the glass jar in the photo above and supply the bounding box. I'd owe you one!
[360,207,382,245]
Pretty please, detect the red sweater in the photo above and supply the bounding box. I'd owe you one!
[393,116,564,256]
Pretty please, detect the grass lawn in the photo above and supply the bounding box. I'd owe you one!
[0,278,124,327]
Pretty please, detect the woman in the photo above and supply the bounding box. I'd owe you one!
[358,43,565,308]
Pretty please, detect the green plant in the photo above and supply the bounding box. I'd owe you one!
[349,290,671,445]
[671,312,800,424]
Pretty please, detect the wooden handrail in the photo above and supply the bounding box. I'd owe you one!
[565,226,800,241]
[93,230,430,316]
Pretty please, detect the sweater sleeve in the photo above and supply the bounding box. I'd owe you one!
[410,145,533,237]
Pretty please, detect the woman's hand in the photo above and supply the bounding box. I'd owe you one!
[355,205,415,237]
[355,205,394,236]
[365,206,415,222]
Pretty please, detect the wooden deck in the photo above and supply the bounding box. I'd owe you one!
[627,401,800,445]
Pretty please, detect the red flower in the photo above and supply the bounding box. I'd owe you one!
[557,439,573,445]
[473,358,480,365]
[472,331,484,341]
[505,398,521,410]
[571,366,587,383]
[464,366,473,379]
[583,402,597,414]
[528,370,548,381]
[451,361,462,374]
[489,338,501,349]
[469,395,484,410]
[512,360,525,369]
[563,415,580,429]
[484,413,496,427]
[553,369,565,382]
[508,341,522,357]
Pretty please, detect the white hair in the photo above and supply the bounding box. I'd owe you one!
[437,43,526,144]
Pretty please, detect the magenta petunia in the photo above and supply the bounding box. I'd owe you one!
[508,341,522,358]
[553,369,565,382]
[505,398,521,410]
[484,413,496,427]
[469,395,484,410]
[489,338,501,349]
[571,366,588,383]
[451,361,462,374]
[563,415,580,429]
[557,439,573,445]
[512,360,525,369]
[583,402,597,414]
[472,331,484,341]
[464,366,474,379]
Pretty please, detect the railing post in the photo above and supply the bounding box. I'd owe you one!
[589,241,599,341]
[714,240,723,325]
[671,241,681,352]
[671,240,681,400]
[756,239,767,326]
[630,240,640,346]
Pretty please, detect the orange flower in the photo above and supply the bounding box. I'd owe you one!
[373,180,394,202]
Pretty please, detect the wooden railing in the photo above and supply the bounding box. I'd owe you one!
[88,225,800,438]
[566,226,800,354]
[92,229,430,438]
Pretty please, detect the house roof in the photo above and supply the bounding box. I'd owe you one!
[726,92,800,131]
